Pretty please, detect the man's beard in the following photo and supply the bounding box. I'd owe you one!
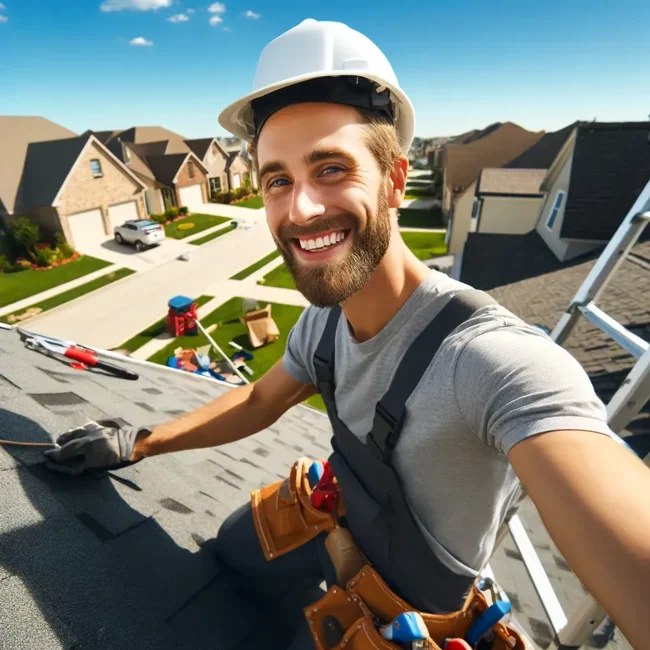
[275,189,391,307]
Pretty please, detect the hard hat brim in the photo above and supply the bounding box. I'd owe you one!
[218,70,415,155]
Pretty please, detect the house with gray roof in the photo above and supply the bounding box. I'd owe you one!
[0,116,147,250]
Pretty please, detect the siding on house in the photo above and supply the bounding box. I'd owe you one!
[175,157,209,204]
[448,181,476,254]
[203,143,229,196]
[57,140,145,241]
[228,156,252,191]
[479,196,543,234]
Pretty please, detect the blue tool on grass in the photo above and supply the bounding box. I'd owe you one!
[308,461,325,488]
[465,600,511,646]
[380,612,429,644]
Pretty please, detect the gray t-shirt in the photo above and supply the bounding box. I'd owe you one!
[283,270,617,578]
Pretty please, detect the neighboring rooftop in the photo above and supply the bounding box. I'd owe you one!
[506,123,576,170]
[476,168,547,197]
[448,122,503,145]
[560,122,650,241]
[113,126,187,146]
[143,153,190,186]
[444,123,544,194]
[184,138,222,161]
[0,116,77,215]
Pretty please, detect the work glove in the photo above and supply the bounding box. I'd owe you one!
[43,418,151,476]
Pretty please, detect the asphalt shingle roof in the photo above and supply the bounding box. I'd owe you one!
[144,154,188,187]
[476,169,547,196]
[560,122,650,241]
[184,138,214,161]
[505,123,576,170]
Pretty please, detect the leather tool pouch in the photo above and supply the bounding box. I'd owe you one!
[251,457,344,560]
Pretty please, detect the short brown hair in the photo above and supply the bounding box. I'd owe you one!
[250,106,403,177]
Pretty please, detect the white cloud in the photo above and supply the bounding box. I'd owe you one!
[186,7,195,12]
[0,15,7,22]
[0,4,6,10]
[100,0,171,12]
[167,12,189,21]
[207,2,225,13]
[244,9,260,19]
[209,15,222,25]
[129,36,154,46]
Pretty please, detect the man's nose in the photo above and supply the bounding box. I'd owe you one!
[289,185,325,225]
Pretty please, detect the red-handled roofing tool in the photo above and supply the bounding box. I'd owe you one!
[310,461,339,513]
[25,336,139,381]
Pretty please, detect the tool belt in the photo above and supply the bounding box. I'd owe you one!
[251,458,527,650]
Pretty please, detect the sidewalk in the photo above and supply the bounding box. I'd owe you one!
[0,264,119,318]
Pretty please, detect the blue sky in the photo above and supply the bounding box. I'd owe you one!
[1,0,649,139]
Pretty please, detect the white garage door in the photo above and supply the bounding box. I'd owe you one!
[179,184,204,210]
[107,200,139,231]
[67,209,106,250]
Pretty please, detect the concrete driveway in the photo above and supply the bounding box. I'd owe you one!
[78,236,193,271]
[26,225,277,350]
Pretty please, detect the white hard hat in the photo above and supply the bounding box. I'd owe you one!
[218,19,415,154]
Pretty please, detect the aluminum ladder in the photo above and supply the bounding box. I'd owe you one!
[500,179,650,649]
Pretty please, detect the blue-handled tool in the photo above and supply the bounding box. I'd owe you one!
[308,461,325,488]
[380,612,429,644]
[465,601,511,646]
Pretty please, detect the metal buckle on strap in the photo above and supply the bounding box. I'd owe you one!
[368,403,403,457]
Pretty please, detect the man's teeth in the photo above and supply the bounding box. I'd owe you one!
[299,231,346,251]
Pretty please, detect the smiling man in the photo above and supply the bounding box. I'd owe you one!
[45,19,650,650]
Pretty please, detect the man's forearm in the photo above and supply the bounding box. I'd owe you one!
[134,383,272,459]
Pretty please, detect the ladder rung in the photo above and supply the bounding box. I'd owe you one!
[579,303,649,358]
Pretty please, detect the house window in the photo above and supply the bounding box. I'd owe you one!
[90,159,103,178]
[209,177,221,197]
[188,161,195,179]
[546,190,565,230]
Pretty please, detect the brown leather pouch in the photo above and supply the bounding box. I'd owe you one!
[251,457,343,560]
[348,565,525,650]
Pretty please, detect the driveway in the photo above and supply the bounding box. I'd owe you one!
[27,225,277,350]
[77,236,193,271]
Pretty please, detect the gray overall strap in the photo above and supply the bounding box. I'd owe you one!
[368,289,494,459]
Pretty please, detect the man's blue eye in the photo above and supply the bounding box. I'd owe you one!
[270,178,290,188]
[322,166,343,175]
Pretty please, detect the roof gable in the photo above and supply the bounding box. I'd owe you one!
[0,116,77,215]
[561,122,650,241]
[444,123,544,194]
[506,123,576,170]
[184,138,220,161]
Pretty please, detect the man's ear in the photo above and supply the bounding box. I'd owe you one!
[387,157,409,209]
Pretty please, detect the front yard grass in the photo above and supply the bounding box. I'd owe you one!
[189,222,237,246]
[146,295,326,411]
[230,250,281,280]
[401,231,447,260]
[233,195,264,209]
[1,268,134,324]
[164,214,230,240]
[398,206,445,229]
[261,263,296,290]
[119,294,214,352]
[0,255,110,308]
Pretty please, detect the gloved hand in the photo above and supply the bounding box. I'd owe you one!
[43,418,152,475]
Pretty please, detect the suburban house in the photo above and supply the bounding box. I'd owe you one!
[458,121,650,286]
[0,116,147,249]
[218,137,258,191]
[184,138,230,200]
[442,123,544,253]
[93,127,211,213]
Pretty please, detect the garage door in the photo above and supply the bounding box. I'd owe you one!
[107,200,139,231]
[179,184,204,210]
[67,209,106,250]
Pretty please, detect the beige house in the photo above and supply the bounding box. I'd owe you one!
[0,117,147,249]
[185,138,230,200]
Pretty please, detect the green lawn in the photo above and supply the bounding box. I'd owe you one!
[1,268,134,325]
[401,231,447,260]
[164,213,231,240]
[0,255,110,308]
[261,263,296,290]
[404,187,434,200]
[189,222,237,246]
[234,195,264,209]
[398,206,445,229]
[119,294,214,352]
[230,250,282,280]
[406,179,434,188]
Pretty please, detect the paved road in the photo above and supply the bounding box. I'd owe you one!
[27,224,277,350]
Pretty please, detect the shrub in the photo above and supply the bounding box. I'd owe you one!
[164,207,180,221]
[150,213,167,225]
[11,216,41,261]
[251,186,260,195]
[236,187,247,199]
[178,206,189,216]
[177,222,195,231]
[34,249,54,268]
[54,232,75,259]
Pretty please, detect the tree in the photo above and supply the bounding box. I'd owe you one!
[11,216,41,262]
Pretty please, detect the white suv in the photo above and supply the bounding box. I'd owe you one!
[114,220,166,252]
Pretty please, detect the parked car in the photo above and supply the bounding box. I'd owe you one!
[114,220,166,251]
